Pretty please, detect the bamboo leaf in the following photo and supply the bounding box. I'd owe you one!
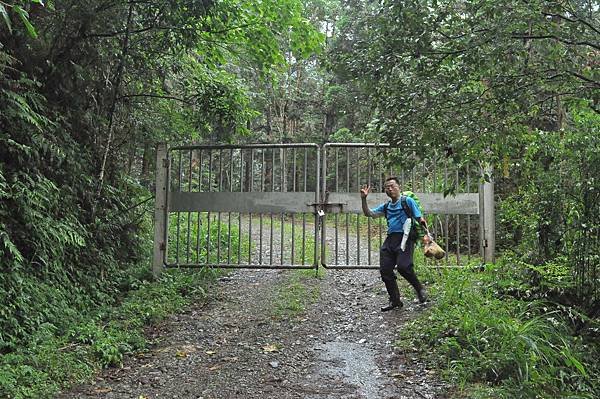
[0,4,11,34]
[14,5,38,39]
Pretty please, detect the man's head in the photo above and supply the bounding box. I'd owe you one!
[384,177,401,200]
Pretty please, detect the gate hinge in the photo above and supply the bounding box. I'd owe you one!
[160,241,166,251]
[482,239,488,248]
[162,158,169,168]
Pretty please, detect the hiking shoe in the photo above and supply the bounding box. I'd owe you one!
[381,301,403,312]
[417,289,428,303]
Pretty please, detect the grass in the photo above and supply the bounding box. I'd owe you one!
[399,260,599,399]
[167,212,250,265]
[271,268,324,319]
[0,209,319,398]
[269,218,324,319]
[168,212,318,266]
[261,214,319,266]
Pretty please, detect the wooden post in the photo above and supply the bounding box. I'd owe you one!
[153,143,168,277]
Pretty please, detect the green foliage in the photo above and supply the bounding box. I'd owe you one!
[402,263,599,398]
[167,213,248,265]
[330,0,598,160]
[0,1,597,398]
[277,216,318,266]
[0,1,46,38]
[329,127,358,143]
[0,0,323,361]
[327,0,599,313]
[496,104,599,306]
[0,267,216,398]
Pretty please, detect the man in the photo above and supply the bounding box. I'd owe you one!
[360,177,428,311]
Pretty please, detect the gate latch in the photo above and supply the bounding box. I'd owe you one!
[322,191,346,213]
[307,192,347,215]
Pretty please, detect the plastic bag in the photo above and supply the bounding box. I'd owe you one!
[400,218,412,251]
[423,234,445,260]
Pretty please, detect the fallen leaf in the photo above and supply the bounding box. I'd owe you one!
[205,350,216,355]
[93,388,112,393]
[175,350,188,358]
[208,365,221,371]
[262,344,280,353]
[181,344,198,353]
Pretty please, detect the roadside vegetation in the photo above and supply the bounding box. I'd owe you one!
[270,219,322,319]
[272,268,324,320]
[0,209,244,398]
[0,266,219,398]
[401,258,600,399]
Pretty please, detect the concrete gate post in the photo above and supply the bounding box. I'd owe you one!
[153,143,168,277]
[479,165,495,263]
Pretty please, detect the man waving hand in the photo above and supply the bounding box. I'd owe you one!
[361,177,428,311]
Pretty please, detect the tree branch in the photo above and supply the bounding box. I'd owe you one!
[85,22,263,39]
[511,34,600,51]
[117,93,192,104]
[567,70,600,87]
[96,2,135,206]
[541,12,600,36]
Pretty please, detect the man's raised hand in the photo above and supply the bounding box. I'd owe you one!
[360,185,370,198]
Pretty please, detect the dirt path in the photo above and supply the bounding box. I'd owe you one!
[58,222,449,399]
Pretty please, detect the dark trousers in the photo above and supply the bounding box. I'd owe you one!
[380,233,423,304]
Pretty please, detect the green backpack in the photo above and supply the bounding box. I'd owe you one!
[401,191,423,214]
[383,191,424,240]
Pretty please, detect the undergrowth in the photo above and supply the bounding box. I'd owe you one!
[0,267,219,398]
[400,260,599,399]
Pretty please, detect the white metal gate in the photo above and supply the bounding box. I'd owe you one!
[153,143,495,275]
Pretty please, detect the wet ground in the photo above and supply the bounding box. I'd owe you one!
[57,267,449,399]
[58,218,449,399]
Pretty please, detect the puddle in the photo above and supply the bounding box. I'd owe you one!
[312,341,382,398]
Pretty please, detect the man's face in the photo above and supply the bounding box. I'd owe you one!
[384,180,400,199]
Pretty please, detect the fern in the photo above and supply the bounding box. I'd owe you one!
[0,225,24,264]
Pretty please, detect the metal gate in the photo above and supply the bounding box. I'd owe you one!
[153,143,495,275]
[319,143,491,269]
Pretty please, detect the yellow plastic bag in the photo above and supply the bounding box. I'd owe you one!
[423,235,445,260]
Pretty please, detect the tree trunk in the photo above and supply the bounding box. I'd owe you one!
[96,3,135,201]
[141,141,151,185]
[127,141,136,175]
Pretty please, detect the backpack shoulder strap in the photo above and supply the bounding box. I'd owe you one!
[400,195,414,219]
[383,200,390,218]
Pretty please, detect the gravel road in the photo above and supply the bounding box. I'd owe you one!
[58,220,449,399]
